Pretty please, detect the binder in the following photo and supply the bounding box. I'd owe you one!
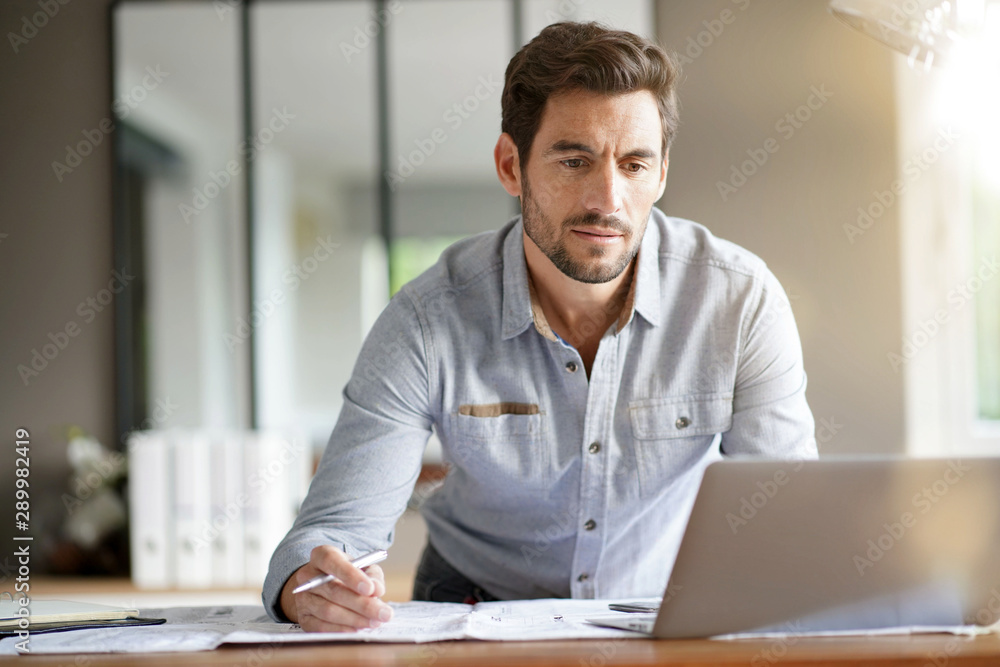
[173,431,212,588]
[128,428,310,588]
[127,431,173,588]
[209,431,246,587]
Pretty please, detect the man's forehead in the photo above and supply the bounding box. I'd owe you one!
[534,89,662,156]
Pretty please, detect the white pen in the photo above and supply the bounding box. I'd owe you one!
[292,549,388,595]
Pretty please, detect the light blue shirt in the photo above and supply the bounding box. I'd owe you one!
[263,208,816,620]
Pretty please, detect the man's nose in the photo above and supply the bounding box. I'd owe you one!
[583,162,623,215]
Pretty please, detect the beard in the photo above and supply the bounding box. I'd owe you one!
[520,176,646,284]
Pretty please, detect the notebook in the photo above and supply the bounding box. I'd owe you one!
[0,599,164,636]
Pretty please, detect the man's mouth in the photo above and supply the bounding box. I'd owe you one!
[571,228,624,244]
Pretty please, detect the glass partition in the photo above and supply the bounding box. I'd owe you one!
[115,3,250,436]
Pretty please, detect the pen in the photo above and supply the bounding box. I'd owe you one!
[292,549,388,595]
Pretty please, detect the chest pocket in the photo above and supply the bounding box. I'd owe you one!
[448,404,550,490]
[629,393,732,498]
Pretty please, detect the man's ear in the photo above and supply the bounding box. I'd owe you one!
[655,153,669,200]
[494,133,522,198]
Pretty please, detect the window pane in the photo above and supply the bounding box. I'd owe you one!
[974,180,1000,420]
[116,3,249,430]
[252,2,384,439]
[387,0,513,279]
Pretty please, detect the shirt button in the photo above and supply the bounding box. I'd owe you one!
[588,442,600,454]
[577,574,589,582]
[584,519,596,531]
[565,361,578,373]
[675,416,691,429]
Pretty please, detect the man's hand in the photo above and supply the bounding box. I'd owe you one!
[280,545,394,632]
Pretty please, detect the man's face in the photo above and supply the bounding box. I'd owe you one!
[518,89,668,284]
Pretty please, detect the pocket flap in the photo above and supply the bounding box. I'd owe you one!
[452,407,546,439]
[629,394,733,440]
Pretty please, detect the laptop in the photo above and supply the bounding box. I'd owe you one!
[589,456,1000,638]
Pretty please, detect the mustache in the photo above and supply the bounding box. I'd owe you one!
[562,212,629,234]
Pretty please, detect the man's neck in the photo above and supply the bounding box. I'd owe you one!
[523,233,634,370]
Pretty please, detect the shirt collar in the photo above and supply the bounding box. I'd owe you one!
[501,218,535,340]
[500,211,663,341]
[627,209,663,329]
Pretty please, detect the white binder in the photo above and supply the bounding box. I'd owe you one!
[127,431,173,588]
[173,431,212,588]
[209,431,246,587]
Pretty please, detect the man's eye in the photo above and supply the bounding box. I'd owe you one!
[624,162,646,173]
[561,158,585,169]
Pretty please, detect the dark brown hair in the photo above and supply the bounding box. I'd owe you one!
[501,21,680,166]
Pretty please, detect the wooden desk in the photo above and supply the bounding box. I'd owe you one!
[4,631,1000,666]
[7,579,1000,666]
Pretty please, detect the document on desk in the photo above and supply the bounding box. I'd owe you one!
[0,600,639,655]
[225,598,639,645]
[5,600,995,655]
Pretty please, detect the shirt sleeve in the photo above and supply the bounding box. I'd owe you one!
[722,267,817,459]
[261,290,434,621]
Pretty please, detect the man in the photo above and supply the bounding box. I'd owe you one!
[264,21,816,632]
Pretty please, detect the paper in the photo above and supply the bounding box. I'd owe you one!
[0,600,639,655]
[3,599,994,655]
[465,599,635,641]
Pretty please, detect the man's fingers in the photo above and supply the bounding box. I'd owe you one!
[309,545,375,595]
[293,547,394,632]
[299,607,379,633]
[309,580,393,623]
[363,564,386,598]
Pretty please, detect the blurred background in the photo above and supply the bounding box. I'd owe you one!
[0,0,998,600]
